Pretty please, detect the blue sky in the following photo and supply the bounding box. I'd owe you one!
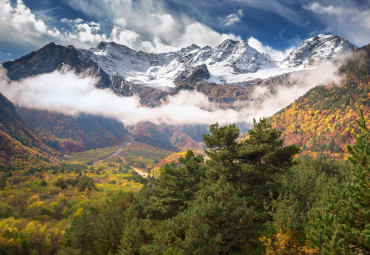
[0,0,369,62]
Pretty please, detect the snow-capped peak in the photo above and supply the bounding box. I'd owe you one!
[82,34,355,89]
[84,38,277,88]
[282,34,356,67]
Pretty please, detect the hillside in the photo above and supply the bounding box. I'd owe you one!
[129,122,206,151]
[17,108,129,153]
[271,45,370,158]
[0,93,56,169]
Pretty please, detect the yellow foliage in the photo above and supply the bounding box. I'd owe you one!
[74,208,84,216]
[260,228,318,255]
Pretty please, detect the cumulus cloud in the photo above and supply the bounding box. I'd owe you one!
[247,36,294,61]
[304,2,370,45]
[58,0,241,51]
[223,9,243,27]
[58,0,242,52]
[0,0,59,46]
[0,0,243,53]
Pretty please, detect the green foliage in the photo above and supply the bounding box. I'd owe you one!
[54,175,96,191]
[120,208,151,255]
[203,123,241,185]
[147,178,255,255]
[268,157,346,241]
[61,192,135,255]
[145,150,205,219]
[204,119,299,225]
[307,109,370,254]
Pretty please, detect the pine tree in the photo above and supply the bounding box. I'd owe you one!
[203,123,241,185]
[145,150,205,219]
[147,178,256,255]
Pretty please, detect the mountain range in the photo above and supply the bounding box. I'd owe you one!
[2,34,355,106]
[0,34,366,164]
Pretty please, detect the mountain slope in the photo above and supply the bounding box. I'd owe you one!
[17,108,129,153]
[0,93,56,168]
[271,44,369,158]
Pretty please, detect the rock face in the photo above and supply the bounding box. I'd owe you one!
[174,64,210,88]
[2,43,111,88]
[282,34,356,67]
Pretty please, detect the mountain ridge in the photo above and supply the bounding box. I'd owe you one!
[1,34,356,108]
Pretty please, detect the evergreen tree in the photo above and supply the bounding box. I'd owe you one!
[145,150,205,220]
[203,123,241,185]
[146,178,256,255]
[203,119,299,216]
[61,192,135,255]
[238,119,300,204]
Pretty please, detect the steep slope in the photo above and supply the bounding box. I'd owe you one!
[17,108,129,153]
[0,93,56,168]
[271,44,369,159]
[282,34,356,67]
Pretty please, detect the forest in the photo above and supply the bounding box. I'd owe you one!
[0,111,368,254]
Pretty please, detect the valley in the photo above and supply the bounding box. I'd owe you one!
[0,34,368,254]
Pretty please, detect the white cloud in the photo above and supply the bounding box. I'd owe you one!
[61,18,84,24]
[111,27,141,48]
[61,0,241,52]
[304,2,370,45]
[223,9,244,27]
[0,0,59,46]
[247,37,293,61]
[246,60,346,120]
[177,22,241,49]
[0,0,243,53]
[237,0,302,25]
[0,68,247,125]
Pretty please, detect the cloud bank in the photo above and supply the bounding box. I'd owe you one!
[0,57,345,127]
[0,68,246,125]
